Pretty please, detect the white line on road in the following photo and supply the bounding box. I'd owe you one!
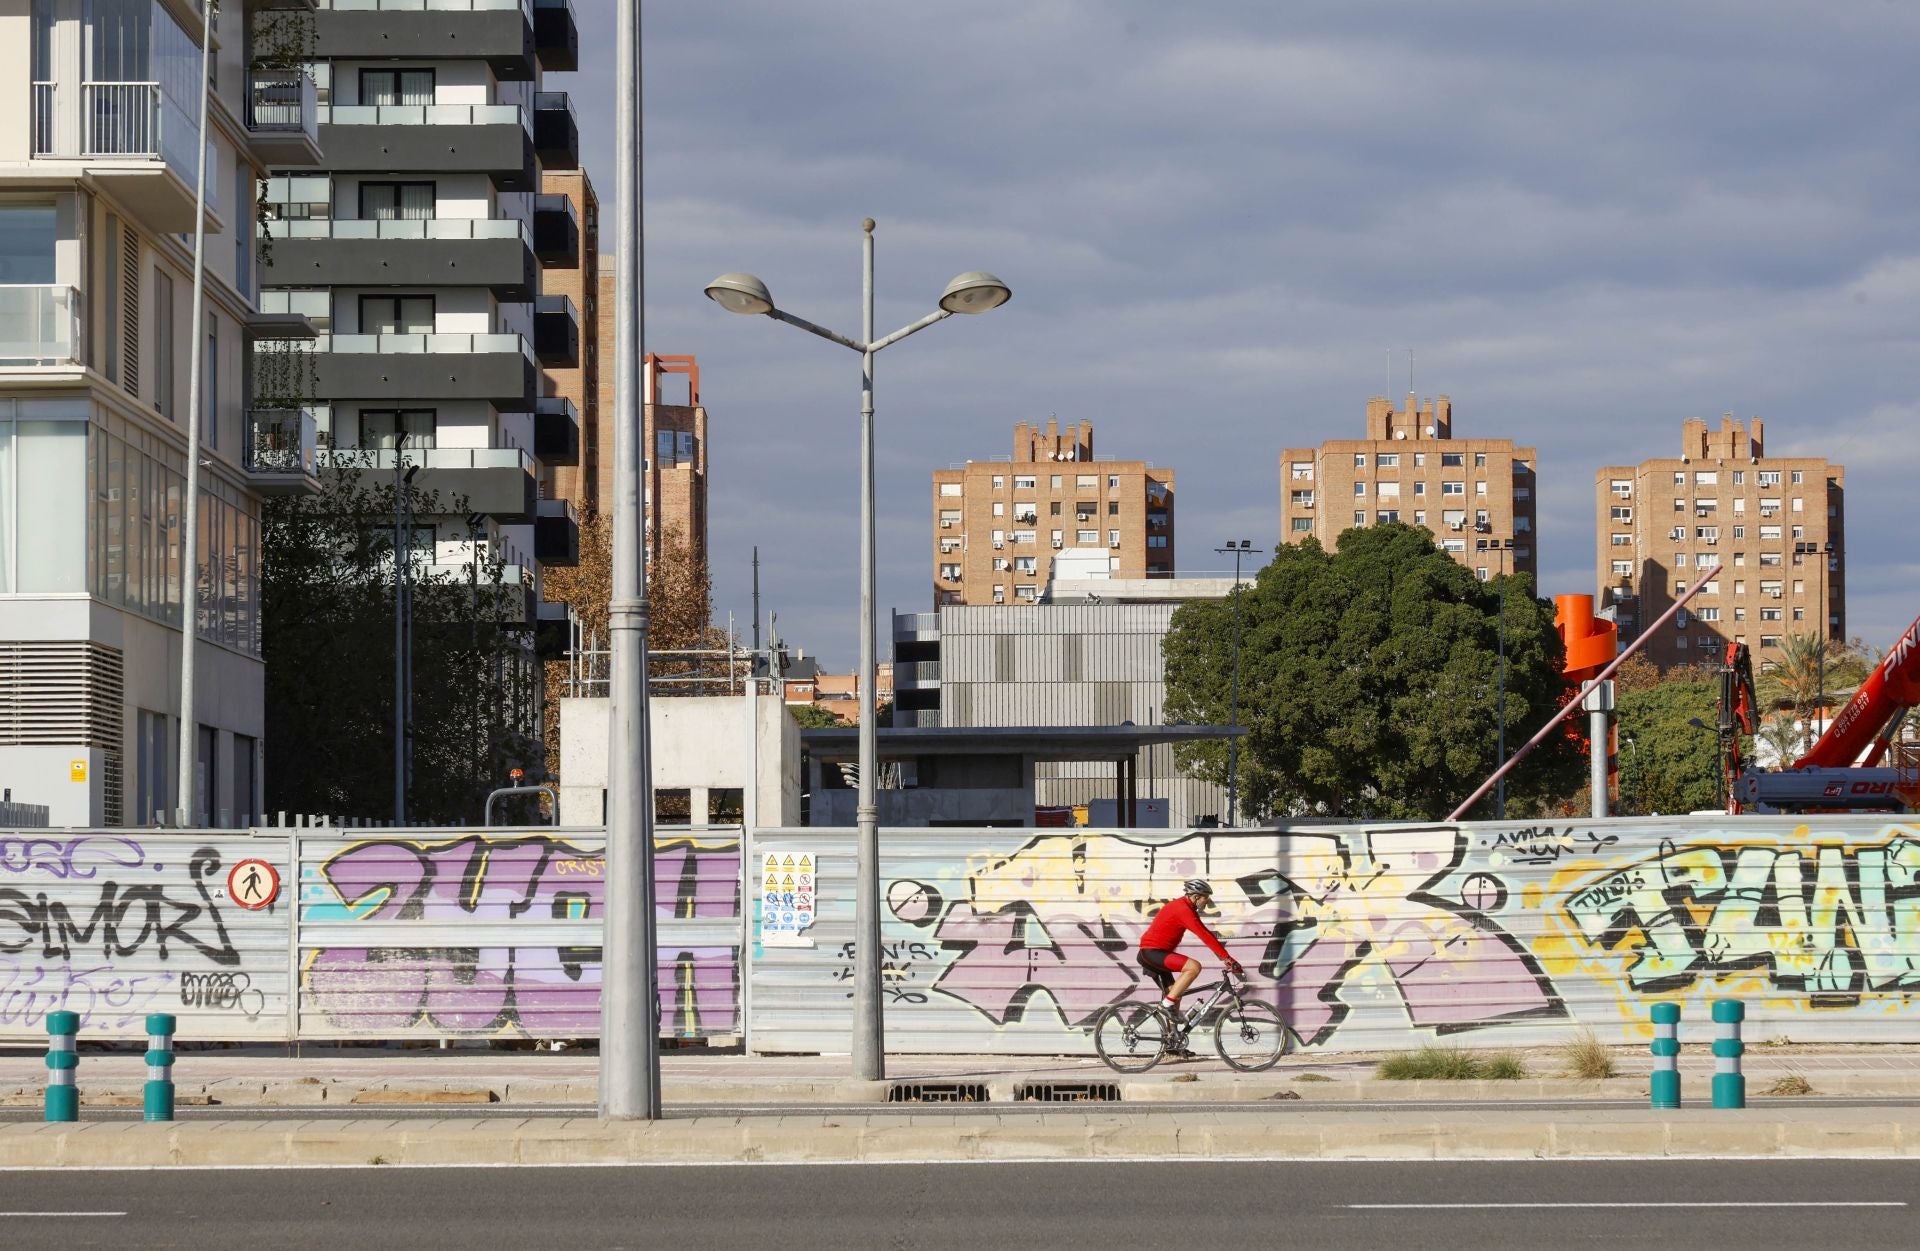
[1350,1202,1907,1210]
[0,1211,127,1217]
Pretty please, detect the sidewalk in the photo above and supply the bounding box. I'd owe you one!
[6,1042,1920,1109]
[5,1104,1920,1167]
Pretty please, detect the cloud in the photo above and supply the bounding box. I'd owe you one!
[556,0,1920,668]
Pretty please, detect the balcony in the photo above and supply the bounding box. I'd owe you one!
[308,332,537,410]
[534,598,570,656]
[894,660,941,690]
[533,92,579,171]
[0,285,84,366]
[244,409,321,495]
[534,396,580,465]
[245,71,322,165]
[417,559,536,624]
[30,81,199,231]
[314,0,536,81]
[533,295,579,367]
[317,104,535,191]
[532,193,579,267]
[535,497,580,566]
[262,217,536,299]
[317,445,539,521]
[533,0,579,70]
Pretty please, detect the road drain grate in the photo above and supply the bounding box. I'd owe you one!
[886,1082,989,1103]
[1014,1082,1121,1103]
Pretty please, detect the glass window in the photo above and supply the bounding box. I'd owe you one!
[0,204,56,284]
[1290,517,1311,532]
[359,181,436,221]
[938,482,962,497]
[204,318,218,451]
[360,295,434,334]
[360,68,435,107]
[16,420,87,592]
[1377,453,1398,468]
[360,409,436,451]
[1441,452,1463,467]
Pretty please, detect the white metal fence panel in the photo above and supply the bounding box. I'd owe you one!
[747,817,1920,1055]
[293,826,742,1042]
[1,831,293,1042]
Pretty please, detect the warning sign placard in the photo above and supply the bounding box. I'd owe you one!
[760,850,817,946]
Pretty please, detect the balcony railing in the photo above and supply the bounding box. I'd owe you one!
[533,90,576,124]
[318,0,531,13]
[317,103,529,132]
[245,408,319,476]
[31,83,54,155]
[311,331,535,363]
[247,70,317,133]
[263,216,531,244]
[533,193,578,226]
[318,445,536,473]
[0,285,83,365]
[82,81,163,156]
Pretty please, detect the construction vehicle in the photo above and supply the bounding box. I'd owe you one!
[1715,610,1920,813]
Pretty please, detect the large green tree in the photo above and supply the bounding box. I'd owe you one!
[1162,524,1583,821]
[1614,670,1724,815]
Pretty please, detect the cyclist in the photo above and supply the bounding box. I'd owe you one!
[1137,878,1243,1026]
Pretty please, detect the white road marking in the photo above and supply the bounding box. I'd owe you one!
[1350,1202,1906,1210]
[0,1211,127,1217]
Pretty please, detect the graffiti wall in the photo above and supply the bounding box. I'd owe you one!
[295,829,742,1041]
[747,818,1920,1054]
[0,833,291,1040]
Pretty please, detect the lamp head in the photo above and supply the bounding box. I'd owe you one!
[1688,717,1710,731]
[939,271,1012,314]
[704,273,774,316]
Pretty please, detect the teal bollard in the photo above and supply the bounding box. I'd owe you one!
[1711,999,1745,1110]
[143,1013,176,1122]
[1649,1002,1681,1109]
[45,1010,79,1123]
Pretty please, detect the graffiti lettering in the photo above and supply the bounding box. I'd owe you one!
[1487,825,1620,867]
[180,970,267,1019]
[0,848,237,965]
[1565,835,1920,1003]
[0,958,171,1031]
[0,834,147,881]
[832,940,932,1005]
[303,834,740,1038]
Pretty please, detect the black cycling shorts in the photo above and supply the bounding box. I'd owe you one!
[1137,947,1190,992]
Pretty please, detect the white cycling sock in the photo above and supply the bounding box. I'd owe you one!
[1161,997,1178,1010]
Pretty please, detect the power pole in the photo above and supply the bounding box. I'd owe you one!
[1213,540,1264,826]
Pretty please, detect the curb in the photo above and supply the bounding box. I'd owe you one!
[2,1110,1918,1167]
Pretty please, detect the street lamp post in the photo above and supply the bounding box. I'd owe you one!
[1477,538,1513,818]
[1621,733,1637,816]
[1796,539,1834,742]
[706,227,1009,1082]
[1213,540,1263,826]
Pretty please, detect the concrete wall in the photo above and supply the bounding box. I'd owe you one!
[558,692,800,828]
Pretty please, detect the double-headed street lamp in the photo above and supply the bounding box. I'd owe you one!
[706,224,1010,1081]
[1477,537,1515,818]
[1794,539,1835,741]
[1213,540,1263,826]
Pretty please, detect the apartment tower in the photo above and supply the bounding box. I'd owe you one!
[1280,395,1539,584]
[1595,416,1844,668]
[931,419,1175,606]
[257,0,584,720]
[0,0,325,824]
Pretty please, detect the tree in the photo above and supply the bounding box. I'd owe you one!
[261,459,542,823]
[788,703,843,729]
[1162,524,1584,821]
[1614,670,1723,814]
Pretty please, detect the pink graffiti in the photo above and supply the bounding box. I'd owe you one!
[304,835,741,1038]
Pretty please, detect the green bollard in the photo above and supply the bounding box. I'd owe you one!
[1649,1002,1681,1109]
[45,1010,79,1123]
[143,1013,176,1122]
[1711,999,1745,1110]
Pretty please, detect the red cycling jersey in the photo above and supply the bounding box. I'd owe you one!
[1139,895,1233,961]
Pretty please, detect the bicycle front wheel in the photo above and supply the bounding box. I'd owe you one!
[1093,1002,1174,1074]
[1213,999,1290,1072]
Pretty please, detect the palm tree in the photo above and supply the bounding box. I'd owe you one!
[1755,711,1804,768]
[1757,632,1830,753]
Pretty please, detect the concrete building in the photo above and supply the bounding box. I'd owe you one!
[931,419,1174,607]
[1,0,327,825]
[255,0,583,754]
[535,166,596,516]
[1280,394,1539,584]
[557,692,800,828]
[1595,416,1845,668]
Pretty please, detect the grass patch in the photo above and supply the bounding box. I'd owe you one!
[1765,1074,1814,1096]
[1292,1072,1335,1082]
[1560,1030,1617,1080]
[1377,1046,1528,1081]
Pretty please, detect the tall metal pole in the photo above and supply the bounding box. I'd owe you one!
[392,449,406,824]
[1495,549,1507,819]
[601,0,659,1120]
[853,219,883,1081]
[1818,542,1828,740]
[1214,541,1262,827]
[173,0,216,826]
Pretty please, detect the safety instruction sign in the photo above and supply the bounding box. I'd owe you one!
[760,851,817,946]
[226,858,280,910]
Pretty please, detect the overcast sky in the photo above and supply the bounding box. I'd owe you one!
[566,1,1920,671]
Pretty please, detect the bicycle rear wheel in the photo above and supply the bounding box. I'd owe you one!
[1093,1001,1174,1073]
[1213,999,1290,1072]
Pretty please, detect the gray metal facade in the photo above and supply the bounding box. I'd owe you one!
[938,604,1228,826]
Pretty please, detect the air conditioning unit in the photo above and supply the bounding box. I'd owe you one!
[1449,521,1464,531]
[1696,509,1710,517]
[940,520,954,528]
[992,541,1004,549]
[1109,539,1121,548]
[1302,500,1313,509]
[1052,539,1063,549]
[1077,513,1091,522]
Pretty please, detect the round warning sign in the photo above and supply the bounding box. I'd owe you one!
[226,858,280,910]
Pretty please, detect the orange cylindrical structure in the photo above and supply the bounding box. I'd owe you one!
[1555,594,1618,682]
[1797,610,1920,769]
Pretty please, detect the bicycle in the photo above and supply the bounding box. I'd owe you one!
[1091,970,1294,1073]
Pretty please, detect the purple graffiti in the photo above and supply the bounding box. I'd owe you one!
[0,834,147,881]
[304,835,741,1038]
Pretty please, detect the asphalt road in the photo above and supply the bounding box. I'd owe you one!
[0,1160,1915,1249]
[4,1095,1919,1120]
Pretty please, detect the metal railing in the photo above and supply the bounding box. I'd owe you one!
[535,395,579,424]
[247,70,317,135]
[534,293,577,319]
[30,82,54,155]
[264,217,531,244]
[321,0,532,13]
[317,445,536,473]
[82,81,163,156]
[565,638,759,699]
[0,285,83,365]
[317,103,529,132]
[245,409,320,477]
[533,193,578,225]
[311,331,535,362]
[536,496,578,523]
[533,90,576,123]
